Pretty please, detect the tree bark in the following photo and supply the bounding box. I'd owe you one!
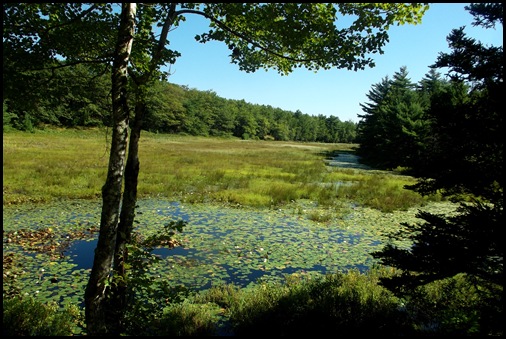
[116,90,145,256]
[84,3,136,336]
[111,89,145,324]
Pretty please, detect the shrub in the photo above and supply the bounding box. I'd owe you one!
[2,296,83,336]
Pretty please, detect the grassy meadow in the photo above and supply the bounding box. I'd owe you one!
[6,128,488,336]
[3,127,435,213]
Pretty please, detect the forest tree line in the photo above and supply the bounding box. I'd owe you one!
[5,59,492,154]
[2,63,357,143]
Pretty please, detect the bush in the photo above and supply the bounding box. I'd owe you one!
[2,101,18,132]
[226,270,412,336]
[402,274,503,336]
[2,296,84,336]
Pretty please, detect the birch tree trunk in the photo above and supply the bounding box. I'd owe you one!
[116,88,145,261]
[84,3,136,335]
[112,89,145,318]
[112,4,177,317]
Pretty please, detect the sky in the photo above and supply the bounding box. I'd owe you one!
[162,3,503,123]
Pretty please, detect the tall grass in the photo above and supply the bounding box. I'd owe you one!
[3,128,438,213]
[213,269,408,336]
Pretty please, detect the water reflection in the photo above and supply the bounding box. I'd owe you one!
[6,199,383,297]
[64,238,98,270]
[326,152,372,170]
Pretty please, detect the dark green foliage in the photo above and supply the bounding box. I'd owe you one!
[3,4,116,129]
[373,202,503,289]
[143,81,186,133]
[3,64,112,129]
[2,296,83,336]
[2,101,17,131]
[371,4,503,335]
[356,66,431,169]
[161,85,359,142]
[407,80,502,201]
[399,274,502,335]
[465,3,503,28]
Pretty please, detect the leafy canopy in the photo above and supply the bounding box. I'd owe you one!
[193,3,429,74]
[3,3,429,77]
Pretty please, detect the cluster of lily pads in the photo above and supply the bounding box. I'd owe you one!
[3,196,456,308]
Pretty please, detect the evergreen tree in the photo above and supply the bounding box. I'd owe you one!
[388,67,429,169]
[356,68,403,168]
[357,66,432,169]
[372,4,503,334]
[356,76,391,165]
[417,68,448,108]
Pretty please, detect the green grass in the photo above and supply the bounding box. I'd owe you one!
[3,128,438,212]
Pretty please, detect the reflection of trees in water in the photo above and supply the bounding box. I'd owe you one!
[326,153,372,170]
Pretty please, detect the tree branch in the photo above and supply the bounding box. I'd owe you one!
[174,8,327,63]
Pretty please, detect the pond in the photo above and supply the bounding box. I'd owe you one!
[325,152,372,170]
[3,198,402,307]
[5,151,444,307]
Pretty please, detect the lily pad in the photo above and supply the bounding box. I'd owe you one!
[3,198,457,308]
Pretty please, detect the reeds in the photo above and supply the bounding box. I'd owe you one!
[3,128,438,212]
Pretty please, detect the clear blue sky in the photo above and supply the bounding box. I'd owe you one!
[163,3,503,123]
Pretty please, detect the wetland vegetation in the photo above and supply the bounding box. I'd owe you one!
[3,3,502,335]
[4,128,474,336]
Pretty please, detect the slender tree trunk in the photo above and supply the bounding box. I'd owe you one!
[110,5,178,321]
[85,3,136,336]
[111,89,145,325]
[95,4,177,333]
[112,2,178,282]
[116,90,145,255]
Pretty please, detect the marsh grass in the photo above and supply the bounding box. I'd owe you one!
[3,129,109,204]
[335,173,440,212]
[2,129,492,336]
[3,128,439,213]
